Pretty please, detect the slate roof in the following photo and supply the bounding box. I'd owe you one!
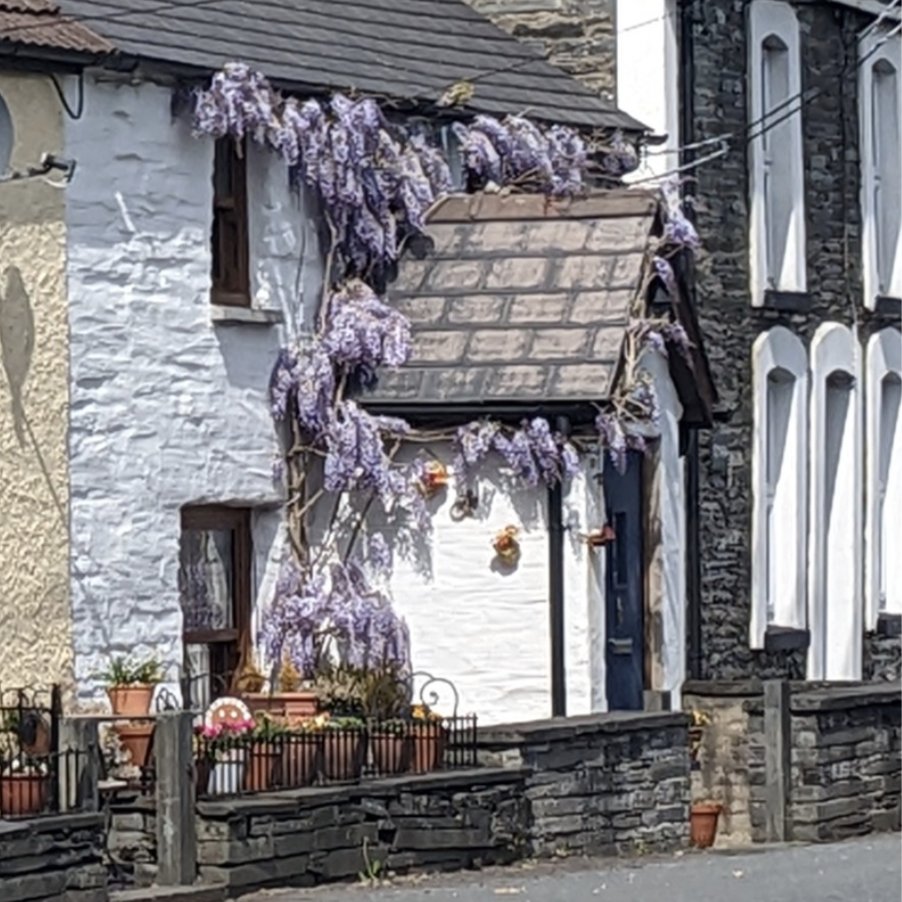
[54,0,645,131]
[369,190,660,407]
[0,0,111,54]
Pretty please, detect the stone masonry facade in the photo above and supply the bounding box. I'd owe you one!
[684,0,902,681]
[465,0,617,104]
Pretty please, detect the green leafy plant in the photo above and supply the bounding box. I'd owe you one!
[97,656,162,687]
[324,715,365,731]
[358,837,385,886]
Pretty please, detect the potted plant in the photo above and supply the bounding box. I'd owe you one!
[243,655,318,723]
[321,716,366,781]
[409,703,446,774]
[281,716,326,788]
[244,715,287,792]
[114,721,155,771]
[690,801,723,849]
[199,717,255,795]
[100,656,162,716]
[0,743,49,818]
[370,719,410,775]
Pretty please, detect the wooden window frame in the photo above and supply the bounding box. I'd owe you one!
[211,137,250,307]
[180,505,252,685]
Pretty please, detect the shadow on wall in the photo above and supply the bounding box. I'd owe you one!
[0,264,66,525]
[0,264,34,446]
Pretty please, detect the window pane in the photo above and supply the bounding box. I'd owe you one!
[179,527,234,630]
[762,36,793,288]
[873,61,900,295]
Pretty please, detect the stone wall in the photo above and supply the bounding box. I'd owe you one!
[105,712,690,894]
[477,712,690,856]
[195,770,529,893]
[682,680,761,847]
[685,0,902,681]
[685,680,901,846]
[0,813,107,902]
[465,0,616,103]
[863,616,902,682]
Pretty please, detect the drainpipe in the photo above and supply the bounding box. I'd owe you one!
[549,416,569,717]
[679,0,704,681]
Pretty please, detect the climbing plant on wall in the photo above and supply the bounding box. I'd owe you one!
[184,63,697,685]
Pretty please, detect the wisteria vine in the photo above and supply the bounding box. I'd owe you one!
[184,63,696,687]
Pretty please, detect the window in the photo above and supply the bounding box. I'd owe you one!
[211,137,250,306]
[179,506,252,707]
[751,326,808,648]
[808,324,862,680]
[866,329,902,624]
[748,0,807,306]
[0,92,12,174]
[860,30,902,306]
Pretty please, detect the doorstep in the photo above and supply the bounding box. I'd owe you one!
[111,885,227,902]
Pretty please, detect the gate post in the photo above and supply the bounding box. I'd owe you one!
[763,680,791,842]
[155,711,197,886]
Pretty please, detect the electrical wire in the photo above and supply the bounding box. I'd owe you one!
[646,0,902,157]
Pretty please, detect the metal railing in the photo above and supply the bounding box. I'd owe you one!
[194,715,478,798]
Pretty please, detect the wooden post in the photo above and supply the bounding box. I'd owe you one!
[763,679,791,842]
[58,718,100,813]
[155,711,197,886]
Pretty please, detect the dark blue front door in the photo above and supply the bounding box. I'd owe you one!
[603,451,645,710]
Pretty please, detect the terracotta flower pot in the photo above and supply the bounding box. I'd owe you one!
[370,732,410,775]
[0,774,48,817]
[243,691,318,723]
[410,724,446,774]
[107,684,155,717]
[281,734,321,787]
[114,722,155,769]
[321,731,365,781]
[690,802,722,849]
[244,743,281,792]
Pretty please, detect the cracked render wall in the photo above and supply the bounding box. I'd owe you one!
[62,74,323,702]
[0,71,73,694]
[684,0,900,680]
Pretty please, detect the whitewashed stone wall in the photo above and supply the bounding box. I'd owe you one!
[64,74,319,702]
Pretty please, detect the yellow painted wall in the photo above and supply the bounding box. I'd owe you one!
[0,71,73,694]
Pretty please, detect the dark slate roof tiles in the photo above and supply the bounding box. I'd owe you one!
[0,0,111,53]
[55,0,646,129]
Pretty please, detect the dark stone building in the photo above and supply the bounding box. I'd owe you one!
[678,0,901,683]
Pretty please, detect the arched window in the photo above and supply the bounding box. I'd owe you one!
[748,0,807,306]
[860,31,901,306]
[751,326,807,648]
[866,329,902,625]
[0,92,13,175]
[808,324,862,680]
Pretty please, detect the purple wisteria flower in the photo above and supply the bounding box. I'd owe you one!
[366,532,393,578]
[662,322,693,361]
[323,279,412,371]
[661,177,701,250]
[653,256,677,295]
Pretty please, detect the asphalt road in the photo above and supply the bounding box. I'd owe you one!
[247,834,902,902]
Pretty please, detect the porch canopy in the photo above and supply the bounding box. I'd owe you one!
[367,188,712,425]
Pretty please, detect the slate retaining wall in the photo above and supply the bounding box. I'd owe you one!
[188,711,690,893]
[0,812,108,902]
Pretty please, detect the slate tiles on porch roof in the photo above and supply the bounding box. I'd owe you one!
[0,0,111,53]
[370,190,659,406]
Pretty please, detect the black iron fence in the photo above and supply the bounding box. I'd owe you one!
[194,716,478,798]
[0,684,94,820]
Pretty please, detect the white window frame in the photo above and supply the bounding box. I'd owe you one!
[865,328,902,625]
[808,323,863,680]
[751,326,808,648]
[748,0,807,306]
[859,28,902,307]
